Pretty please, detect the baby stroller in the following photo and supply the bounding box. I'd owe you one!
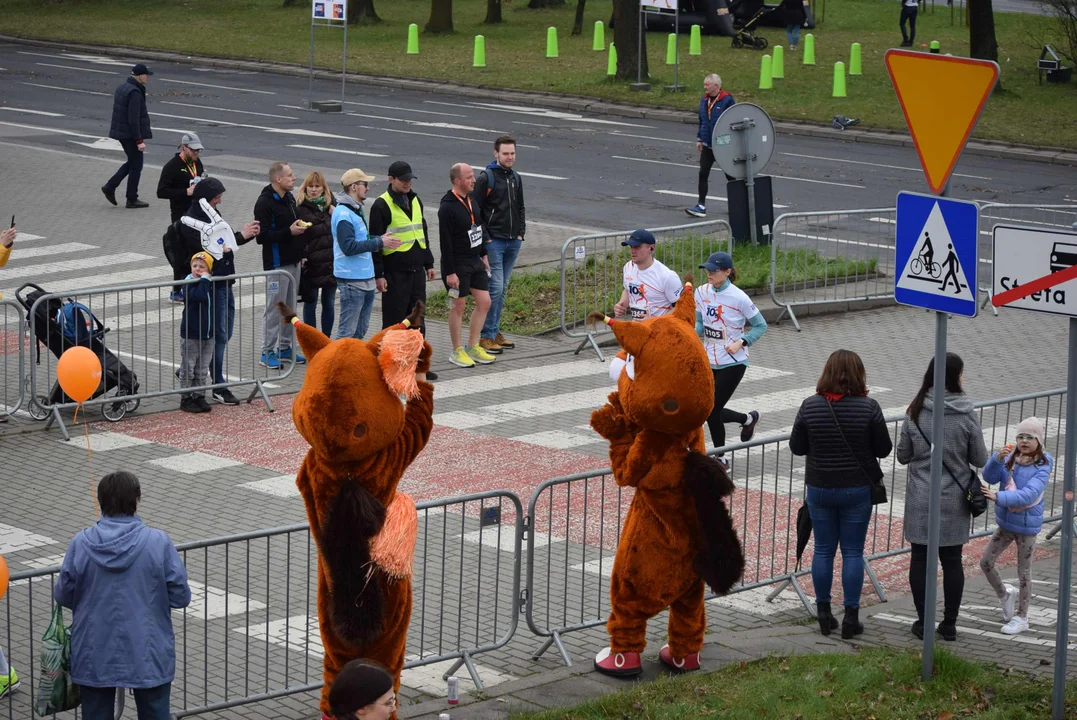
[15,282,140,422]
[729,0,772,49]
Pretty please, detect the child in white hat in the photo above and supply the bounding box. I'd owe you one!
[979,416,1053,635]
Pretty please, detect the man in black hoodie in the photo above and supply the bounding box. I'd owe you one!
[439,163,494,369]
[177,178,259,405]
[253,162,306,369]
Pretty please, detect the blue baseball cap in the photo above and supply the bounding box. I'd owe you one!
[622,229,656,247]
[700,251,733,271]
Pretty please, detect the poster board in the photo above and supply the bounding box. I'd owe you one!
[313,0,346,21]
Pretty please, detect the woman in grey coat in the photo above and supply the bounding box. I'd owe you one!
[897,352,988,642]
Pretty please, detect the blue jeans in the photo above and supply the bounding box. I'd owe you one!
[481,238,522,340]
[786,24,801,47]
[81,682,171,720]
[806,485,872,608]
[211,284,235,385]
[335,280,375,340]
[302,284,337,338]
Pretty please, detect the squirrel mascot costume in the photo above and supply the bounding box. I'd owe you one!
[589,275,745,677]
[278,302,433,719]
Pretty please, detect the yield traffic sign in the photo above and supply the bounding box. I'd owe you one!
[992,225,1077,315]
[884,50,1000,194]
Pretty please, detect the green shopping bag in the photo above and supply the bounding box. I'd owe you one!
[35,604,80,715]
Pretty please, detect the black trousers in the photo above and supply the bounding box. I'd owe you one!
[381,267,427,335]
[909,542,964,624]
[900,6,918,43]
[698,147,737,207]
[106,139,144,202]
[706,365,749,451]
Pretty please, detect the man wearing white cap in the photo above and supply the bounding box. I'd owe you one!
[158,133,206,224]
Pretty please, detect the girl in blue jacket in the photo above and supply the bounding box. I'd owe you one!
[979,416,1053,636]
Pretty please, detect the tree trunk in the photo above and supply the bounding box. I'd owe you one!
[426,0,454,33]
[613,0,647,81]
[348,0,381,24]
[528,0,567,7]
[485,0,503,24]
[968,0,1000,88]
[572,0,587,35]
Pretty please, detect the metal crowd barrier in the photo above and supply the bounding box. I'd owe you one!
[769,208,897,331]
[559,220,731,359]
[1,490,522,719]
[0,299,26,421]
[22,270,297,440]
[524,387,1068,666]
[976,203,1077,315]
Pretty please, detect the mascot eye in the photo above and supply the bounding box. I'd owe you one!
[625,355,636,381]
[353,423,368,439]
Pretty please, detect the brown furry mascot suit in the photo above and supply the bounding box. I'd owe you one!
[589,276,745,677]
[277,302,433,719]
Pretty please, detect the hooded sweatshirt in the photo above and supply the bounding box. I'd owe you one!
[54,515,191,688]
[176,178,253,282]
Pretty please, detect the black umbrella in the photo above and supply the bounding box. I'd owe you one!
[794,503,812,572]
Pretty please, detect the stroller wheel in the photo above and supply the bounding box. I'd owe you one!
[102,399,127,422]
[125,397,141,412]
[27,397,50,422]
[754,36,768,49]
[732,37,744,49]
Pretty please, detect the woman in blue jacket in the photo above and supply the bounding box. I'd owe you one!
[980,416,1052,636]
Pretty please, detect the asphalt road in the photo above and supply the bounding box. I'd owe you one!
[0,39,1074,266]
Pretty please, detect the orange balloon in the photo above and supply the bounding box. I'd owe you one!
[0,555,8,601]
[57,346,103,403]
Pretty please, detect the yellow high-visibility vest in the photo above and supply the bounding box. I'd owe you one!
[380,191,427,254]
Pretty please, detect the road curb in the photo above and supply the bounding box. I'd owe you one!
[5,34,1076,168]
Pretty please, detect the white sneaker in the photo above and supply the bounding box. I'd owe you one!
[1001,584,1018,622]
[717,456,731,472]
[1000,616,1029,635]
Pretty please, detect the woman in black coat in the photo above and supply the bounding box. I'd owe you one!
[295,171,337,336]
[789,349,893,640]
[781,0,807,50]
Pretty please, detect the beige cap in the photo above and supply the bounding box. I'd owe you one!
[341,168,375,187]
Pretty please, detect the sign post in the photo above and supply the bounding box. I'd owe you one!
[308,0,348,112]
[990,224,1077,720]
[885,48,998,681]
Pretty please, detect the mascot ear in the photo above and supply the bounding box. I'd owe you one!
[587,312,649,357]
[368,301,425,356]
[276,302,330,360]
[672,273,697,326]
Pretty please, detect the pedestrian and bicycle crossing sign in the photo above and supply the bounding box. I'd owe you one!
[991,225,1077,317]
[895,191,979,317]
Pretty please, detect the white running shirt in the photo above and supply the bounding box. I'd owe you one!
[695,282,760,367]
[622,259,682,320]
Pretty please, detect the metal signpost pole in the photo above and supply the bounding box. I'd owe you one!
[673,5,681,91]
[308,18,315,106]
[341,7,348,105]
[1052,317,1076,719]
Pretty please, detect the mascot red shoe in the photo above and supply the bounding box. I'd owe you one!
[588,276,745,677]
[278,302,433,718]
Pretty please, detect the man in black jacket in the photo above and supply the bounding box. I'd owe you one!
[253,161,306,369]
[369,160,436,334]
[158,133,206,299]
[102,63,153,209]
[439,163,494,368]
[474,135,525,355]
[177,178,259,405]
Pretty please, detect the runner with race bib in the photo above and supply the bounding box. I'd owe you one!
[608,229,683,382]
[695,251,767,469]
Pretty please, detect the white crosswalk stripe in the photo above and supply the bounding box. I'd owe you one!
[0,252,156,281]
[1,265,173,300]
[9,242,100,261]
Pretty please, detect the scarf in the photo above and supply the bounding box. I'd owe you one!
[309,195,328,211]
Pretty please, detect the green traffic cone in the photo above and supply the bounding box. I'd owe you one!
[849,42,862,75]
[666,33,677,65]
[930,40,941,53]
[803,33,816,65]
[759,54,773,89]
[832,61,846,97]
[546,27,559,58]
[607,42,617,76]
[690,24,702,56]
[593,21,605,51]
[772,45,785,79]
[406,23,419,55]
[474,35,486,68]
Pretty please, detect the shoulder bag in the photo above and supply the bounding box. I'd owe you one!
[913,420,988,518]
[825,399,888,505]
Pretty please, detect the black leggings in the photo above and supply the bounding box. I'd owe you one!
[909,543,964,624]
[706,365,749,451]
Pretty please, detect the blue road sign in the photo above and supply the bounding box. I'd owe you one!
[895,191,979,317]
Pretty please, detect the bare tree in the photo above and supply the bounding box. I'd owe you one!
[572,0,587,35]
[1042,0,1077,65]
[349,0,381,24]
[612,0,647,80]
[426,0,454,33]
[485,0,504,24]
